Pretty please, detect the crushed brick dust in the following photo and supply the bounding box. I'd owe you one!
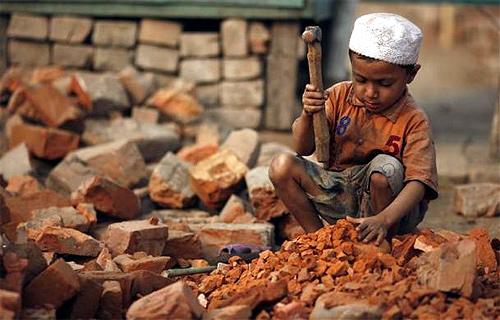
[189,219,499,319]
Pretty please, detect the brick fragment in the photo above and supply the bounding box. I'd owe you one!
[71,176,140,220]
[0,143,33,180]
[35,226,103,257]
[46,158,98,196]
[49,16,92,43]
[181,32,220,57]
[148,152,195,209]
[6,175,42,196]
[163,230,204,259]
[129,270,174,299]
[221,128,260,167]
[249,22,270,54]
[78,271,132,307]
[127,281,203,320]
[219,194,256,224]
[221,19,248,57]
[119,66,156,105]
[92,20,137,47]
[113,253,172,273]
[147,87,203,123]
[23,259,80,308]
[177,143,218,165]
[96,280,123,320]
[66,277,103,319]
[138,19,182,46]
[203,305,252,320]
[468,228,497,273]
[453,183,500,217]
[104,220,169,256]
[246,166,287,221]
[416,239,477,298]
[96,247,121,272]
[10,123,79,160]
[7,14,48,40]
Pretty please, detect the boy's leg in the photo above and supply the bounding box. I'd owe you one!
[269,153,325,233]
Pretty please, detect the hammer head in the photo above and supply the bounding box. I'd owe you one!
[302,26,322,43]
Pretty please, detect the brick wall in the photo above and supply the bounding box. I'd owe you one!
[3,14,305,130]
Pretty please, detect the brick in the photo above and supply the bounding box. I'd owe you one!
[2,189,70,241]
[96,247,121,272]
[417,239,477,297]
[0,143,32,180]
[94,47,133,72]
[223,57,262,80]
[10,123,79,160]
[78,271,132,306]
[195,83,220,107]
[189,149,248,209]
[35,226,103,256]
[221,80,264,107]
[311,302,382,320]
[0,289,20,320]
[52,44,93,68]
[188,222,274,262]
[9,84,82,128]
[119,66,156,105]
[246,166,288,221]
[257,142,294,167]
[127,281,203,320]
[147,87,203,123]
[66,277,103,319]
[148,152,195,209]
[221,19,248,57]
[180,32,220,57]
[221,128,260,167]
[68,139,147,189]
[82,118,181,163]
[163,230,203,259]
[468,228,497,273]
[8,40,49,67]
[77,72,130,116]
[129,270,174,300]
[219,195,256,224]
[49,16,92,43]
[71,176,141,220]
[177,143,218,165]
[25,205,96,235]
[104,219,169,256]
[23,259,80,308]
[92,20,136,48]
[180,58,221,84]
[205,108,262,129]
[135,44,179,72]
[138,19,182,47]
[46,158,98,196]
[51,74,92,111]
[204,305,252,320]
[97,280,123,320]
[113,253,172,273]
[453,183,500,217]
[7,14,48,40]
[132,107,159,124]
[265,55,299,129]
[249,22,270,54]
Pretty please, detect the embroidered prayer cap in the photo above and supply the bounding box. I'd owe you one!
[349,13,423,66]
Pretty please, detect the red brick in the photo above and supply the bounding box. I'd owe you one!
[163,230,203,259]
[97,280,123,320]
[113,253,172,273]
[35,226,103,257]
[177,143,218,164]
[468,228,497,273]
[23,259,80,308]
[5,175,42,196]
[71,176,140,220]
[147,87,203,123]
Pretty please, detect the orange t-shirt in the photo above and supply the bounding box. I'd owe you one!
[325,81,438,200]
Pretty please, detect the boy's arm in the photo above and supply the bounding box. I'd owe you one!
[347,180,425,245]
[292,112,316,155]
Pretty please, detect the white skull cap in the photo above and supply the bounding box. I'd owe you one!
[349,13,423,66]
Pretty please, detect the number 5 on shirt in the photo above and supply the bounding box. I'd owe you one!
[385,135,401,156]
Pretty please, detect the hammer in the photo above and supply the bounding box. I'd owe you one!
[302,26,330,168]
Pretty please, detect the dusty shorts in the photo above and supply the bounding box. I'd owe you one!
[299,154,427,234]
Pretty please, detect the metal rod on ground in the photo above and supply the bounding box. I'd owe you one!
[162,265,217,278]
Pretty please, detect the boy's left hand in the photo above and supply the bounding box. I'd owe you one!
[346,215,389,246]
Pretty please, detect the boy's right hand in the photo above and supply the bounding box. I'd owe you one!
[302,84,329,116]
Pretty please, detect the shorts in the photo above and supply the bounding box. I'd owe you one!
[299,154,427,234]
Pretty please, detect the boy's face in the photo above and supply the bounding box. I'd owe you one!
[350,53,420,113]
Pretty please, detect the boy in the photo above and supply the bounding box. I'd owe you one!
[269,13,438,245]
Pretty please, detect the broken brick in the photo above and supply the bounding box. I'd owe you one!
[163,230,203,259]
[10,123,80,160]
[23,259,80,308]
[66,277,103,320]
[468,228,497,273]
[104,220,169,256]
[219,194,256,224]
[453,183,500,217]
[147,87,203,123]
[5,175,42,196]
[71,176,140,220]
[189,149,248,209]
[204,305,252,320]
[96,247,121,272]
[97,280,123,320]
[35,226,103,257]
[177,143,218,164]
[113,253,172,273]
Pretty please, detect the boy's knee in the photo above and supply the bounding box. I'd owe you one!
[370,172,390,191]
[269,153,296,184]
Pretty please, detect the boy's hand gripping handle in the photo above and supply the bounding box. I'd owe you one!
[302,26,330,167]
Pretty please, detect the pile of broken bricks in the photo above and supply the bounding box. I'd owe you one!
[0,65,498,319]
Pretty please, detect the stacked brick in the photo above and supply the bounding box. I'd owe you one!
[3,13,299,129]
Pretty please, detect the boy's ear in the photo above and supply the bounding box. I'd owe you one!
[406,64,421,84]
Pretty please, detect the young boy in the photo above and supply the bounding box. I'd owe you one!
[269,13,438,245]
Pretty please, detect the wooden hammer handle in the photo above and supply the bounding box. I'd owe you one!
[304,29,330,166]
